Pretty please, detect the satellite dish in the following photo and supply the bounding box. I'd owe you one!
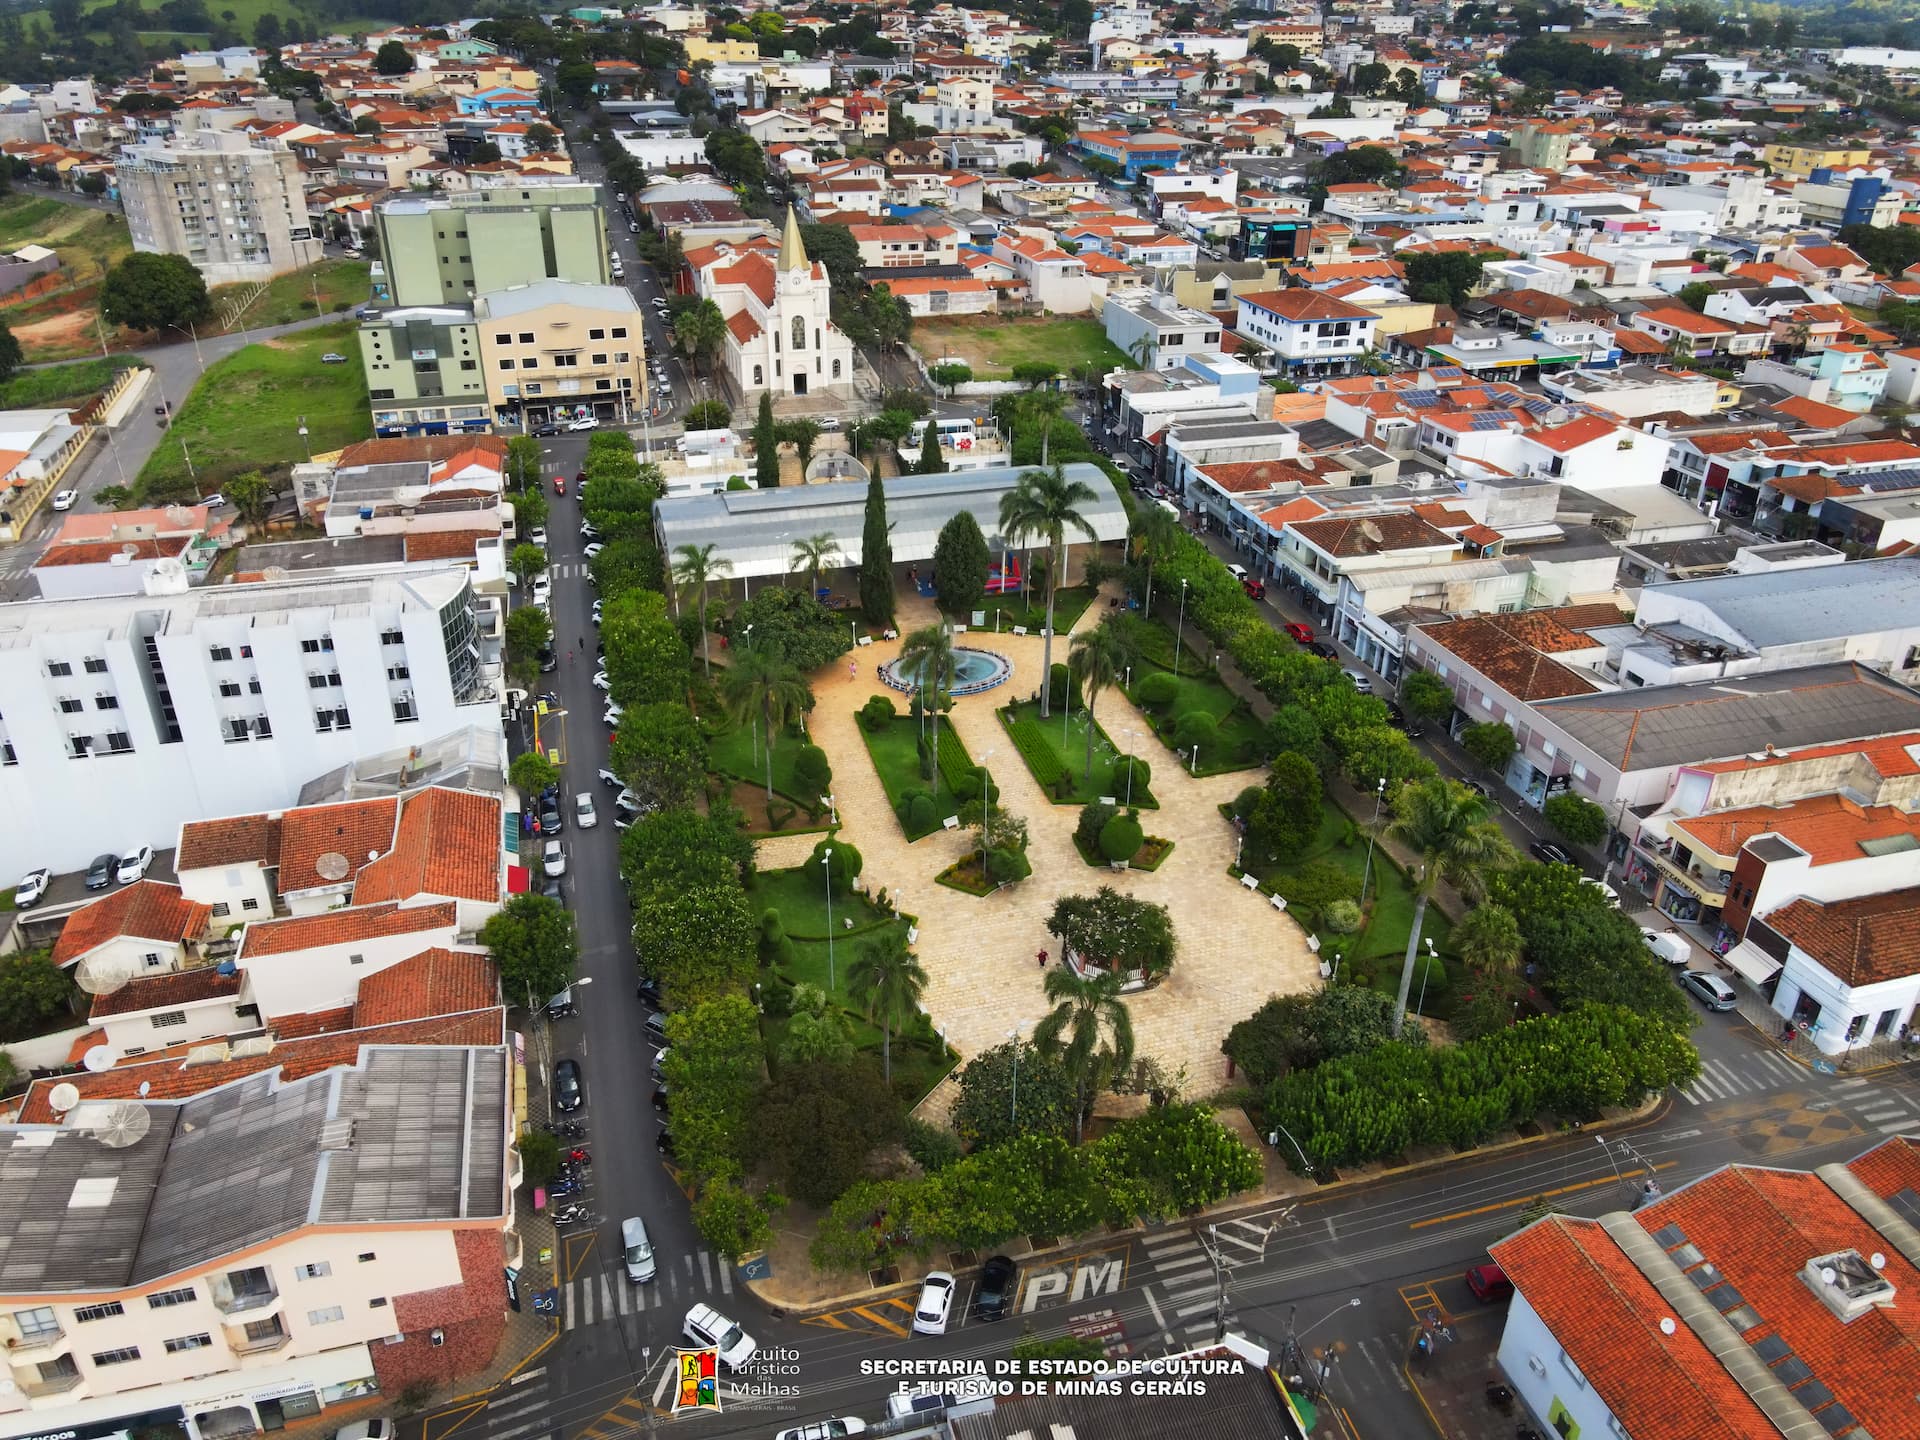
[262,566,291,584]
[137,1081,151,1098]
[75,953,137,995]
[1360,520,1385,547]
[81,1046,115,1073]
[367,849,380,863]
[120,542,139,557]
[47,1083,81,1115]
[315,851,351,882]
[1820,1266,1838,1286]
[1871,1252,1887,1270]
[77,1102,152,1149]
[1658,1317,1676,1336]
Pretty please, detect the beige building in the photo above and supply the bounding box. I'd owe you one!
[117,129,321,285]
[475,280,647,427]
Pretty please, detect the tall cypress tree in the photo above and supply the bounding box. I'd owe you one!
[859,470,894,625]
[753,392,779,489]
[917,421,944,475]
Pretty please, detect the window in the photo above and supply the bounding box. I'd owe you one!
[753,365,764,386]
[611,327,627,339]
[164,1333,212,1353]
[1558,1348,1588,1389]
[248,679,262,694]
[518,332,534,344]
[241,897,260,911]
[793,315,807,351]
[92,1347,141,1367]
[106,732,131,754]
[359,1252,377,1263]
[589,328,605,340]
[58,698,84,714]
[84,657,108,674]
[307,1307,345,1326]
[498,358,514,371]
[14,1307,59,1339]
[614,352,629,364]
[219,681,242,698]
[309,673,330,690]
[301,639,321,654]
[211,901,231,918]
[493,332,511,345]
[369,1296,388,1308]
[208,645,232,662]
[297,1262,332,1280]
[151,1011,188,1029]
[591,353,607,365]
[95,695,118,710]
[832,359,842,379]
[47,660,72,677]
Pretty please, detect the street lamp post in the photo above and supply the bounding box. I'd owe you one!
[1358,777,1387,913]
[1285,1297,1362,1400]
[1007,1021,1022,1126]
[298,416,311,463]
[981,748,995,851]
[823,847,836,990]
[1175,579,1188,678]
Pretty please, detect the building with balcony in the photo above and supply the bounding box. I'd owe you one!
[0,566,501,880]
[116,130,320,285]
[0,1044,512,1440]
[356,306,490,438]
[474,281,647,428]
[1101,293,1223,372]
[1235,289,1377,378]
[374,185,608,308]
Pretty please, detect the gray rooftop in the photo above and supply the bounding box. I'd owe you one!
[474,279,639,319]
[1635,554,1920,649]
[0,1045,507,1293]
[248,534,411,571]
[1536,663,1920,773]
[653,464,1128,579]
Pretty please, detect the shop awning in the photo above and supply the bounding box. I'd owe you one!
[1723,941,1782,987]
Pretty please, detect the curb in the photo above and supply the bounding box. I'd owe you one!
[743,1093,1670,1320]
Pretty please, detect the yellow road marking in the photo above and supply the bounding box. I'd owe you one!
[1409,1163,1676,1229]
[421,1401,486,1440]
[851,1303,912,1338]
[562,1230,598,1282]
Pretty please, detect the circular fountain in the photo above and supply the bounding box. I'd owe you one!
[878,646,1013,697]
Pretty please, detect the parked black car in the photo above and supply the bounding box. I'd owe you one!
[1529,840,1574,867]
[655,1124,676,1157]
[538,799,564,835]
[1308,641,1339,660]
[650,1086,670,1112]
[85,852,117,889]
[553,1058,585,1112]
[531,423,563,437]
[972,1255,1019,1321]
[538,645,558,674]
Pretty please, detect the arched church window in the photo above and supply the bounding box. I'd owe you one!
[792,315,806,351]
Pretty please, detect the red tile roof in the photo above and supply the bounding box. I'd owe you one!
[52,883,213,968]
[241,900,458,960]
[354,789,501,905]
[1532,414,1622,452]
[1240,289,1376,323]
[1415,609,1620,702]
[336,435,509,469]
[177,813,283,872]
[277,797,400,894]
[352,946,498,1027]
[1289,511,1458,557]
[1671,793,1920,865]
[89,965,243,1020]
[1196,460,1326,493]
[1846,1136,1920,1203]
[404,529,494,562]
[712,252,777,305]
[34,537,191,568]
[1764,887,1920,988]
[1690,730,1920,779]
[12,1010,503,1123]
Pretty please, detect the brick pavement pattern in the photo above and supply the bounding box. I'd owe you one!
[796,585,1322,1097]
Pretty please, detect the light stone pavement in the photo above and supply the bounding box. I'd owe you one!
[789,583,1323,1100]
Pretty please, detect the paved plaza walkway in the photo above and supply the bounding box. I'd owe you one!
[787,585,1322,1097]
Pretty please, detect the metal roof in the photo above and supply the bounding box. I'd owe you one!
[652,464,1128,580]
[1635,554,1920,650]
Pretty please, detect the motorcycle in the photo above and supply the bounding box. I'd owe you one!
[552,1204,595,1226]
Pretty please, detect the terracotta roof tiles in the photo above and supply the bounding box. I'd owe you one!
[1765,887,1920,988]
[353,789,501,905]
[89,965,243,1020]
[277,797,399,894]
[353,946,499,1027]
[1289,511,1459,557]
[52,882,213,967]
[404,529,494,563]
[241,900,458,960]
[1671,793,1920,866]
[176,813,283,872]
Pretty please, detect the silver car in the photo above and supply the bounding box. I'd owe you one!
[621,1215,656,1283]
[1679,970,1737,1012]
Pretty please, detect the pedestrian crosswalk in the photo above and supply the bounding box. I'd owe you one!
[560,1249,733,1331]
[1675,1049,1810,1105]
[1136,1215,1289,1352]
[1834,1076,1920,1135]
[546,562,587,580]
[466,1370,558,1440]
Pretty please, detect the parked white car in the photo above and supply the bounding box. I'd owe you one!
[575,793,598,829]
[542,839,567,877]
[115,845,154,885]
[568,416,600,431]
[13,868,51,907]
[683,1303,755,1370]
[51,489,78,511]
[912,1271,956,1336]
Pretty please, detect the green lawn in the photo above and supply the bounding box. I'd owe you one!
[709,719,812,804]
[208,259,371,332]
[913,315,1132,381]
[0,356,145,412]
[1125,615,1266,776]
[1001,698,1158,807]
[859,714,965,840]
[135,322,370,498]
[0,193,131,286]
[979,585,1099,636]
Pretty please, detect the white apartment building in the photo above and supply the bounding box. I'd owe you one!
[1101,293,1223,371]
[1235,290,1378,378]
[117,130,321,285]
[0,1046,512,1440]
[0,566,500,878]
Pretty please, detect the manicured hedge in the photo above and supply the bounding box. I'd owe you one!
[1005,712,1065,788]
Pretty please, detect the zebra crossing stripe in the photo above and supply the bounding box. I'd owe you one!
[1880,1120,1919,1134]
[1861,1108,1908,1122]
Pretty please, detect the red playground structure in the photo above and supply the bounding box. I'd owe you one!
[984,555,1024,595]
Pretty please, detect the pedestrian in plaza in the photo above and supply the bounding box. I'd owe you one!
[1037,949,1047,969]
[849,657,858,682]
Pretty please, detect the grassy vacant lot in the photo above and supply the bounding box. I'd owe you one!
[208,259,371,332]
[914,315,1132,381]
[860,713,963,840]
[0,356,145,412]
[0,194,130,282]
[135,322,369,498]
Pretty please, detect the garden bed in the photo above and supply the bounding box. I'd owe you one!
[979,585,1098,637]
[935,852,999,896]
[721,779,832,838]
[1124,615,1266,777]
[1071,832,1174,871]
[858,713,975,840]
[710,723,829,834]
[999,700,1159,808]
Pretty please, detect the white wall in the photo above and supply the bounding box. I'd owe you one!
[1496,1290,1626,1440]
[177,861,278,921]
[1772,955,1918,1056]
[237,920,464,1020]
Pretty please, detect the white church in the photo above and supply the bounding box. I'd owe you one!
[697,207,856,402]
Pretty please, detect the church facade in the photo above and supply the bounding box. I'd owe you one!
[698,207,856,402]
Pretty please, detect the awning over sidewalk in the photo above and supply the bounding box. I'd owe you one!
[1723,941,1783,987]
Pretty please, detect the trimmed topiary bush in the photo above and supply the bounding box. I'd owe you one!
[1232,785,1262,821]
[1099,810,1145,863]
[1135,671,1179,709]
[1173,710,1219,753]
[985,845,1032,883]
[860,694,896,731]
[809,837,863,894]
[1048,662,1081,712]
[1110,754,1151,799]
[1323,899,1363,934]
[794,743,832,801]
[898,789,938,834]
[1076,800,1117,854]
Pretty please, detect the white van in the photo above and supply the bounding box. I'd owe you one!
[1153,496,1179,520]
[621,1216,656,1283]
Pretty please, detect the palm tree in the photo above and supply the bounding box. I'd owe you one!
[1450,903,1522,984]
[1068,620,1129,778]
[898,622,958,785]
[720,636,811,802]
[999,464,1098,718]
[1126,332,1156,370]
[848,928,928,1084]
[1384,779,1518,1036]
[789,531,841,598]
[1026,389,1066,465]
[1033,964,1136,1143]
[1131,504,1179,620]
[670,542,733,679]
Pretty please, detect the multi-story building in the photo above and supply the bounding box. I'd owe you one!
[375,185,608,307]
[1101,292,1223,371]
[117,130,320,284]
[357,305,490,438]
[1235,289,1378,377]
[0,566,500,877]
[0,1044,513,1440]
[474,280,647,428]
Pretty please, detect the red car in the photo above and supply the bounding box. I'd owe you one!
[552,474,567,496]
[1465,1262,1512,1304]
[1284,622,1314,645]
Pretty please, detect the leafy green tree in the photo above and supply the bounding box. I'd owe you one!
[775,417,822,471]
[753,392,780,489]
[1223,986,1412,1088]
[858,469,894,625]
[638,883,759,1005]
[683,399,733,431]
[519,1127,561,1186]
[953,1041,1077,1149]
[1461,720,1518,773]
[524,122,557,152]
[1490,864,1689,1028]
[505,434,542,491]
[691,1170,784,1261]
[508,750,560,798]
[1035,964,1135,1144]
[1677,280,1714,313]
[779,983,858,1066]
[1130,503,1179,620]
[621,805,754,895]
[1544,792,1609,847]
[1451,903,1523,984]
[581,467,663,540]
[758,1057,901,1205]
[503,605,552,688]
[1097,811,1143,863]
[100,252,212,334]
[1340,724,1436,790]
[720,636,811,801]
[1384,779,1516,1036]
[999,464,1098,718]
[788,532,841,598]
[929,361,972,396]
[848,927,927,1085]
[225,468,274,528]
[1047,887,1174,979]
[864,282,909,353]
[1067,619,1128,778]
[0,321,21,386]
[479,894,578,1009]
[663,994,765,1174]
[588,535,665,596]
[602,589,690,707]
[1400,670,1454,725]
[915,421,943,475]
[509,542,549,589]
[931,510,990,618]
[1404,251,1487,307]
[607,702,708,810]
[1247,750,1321,861]
[703,129,766,188]
[1091,1103,1262,1215]
[672,298,728,378]
[0,950,74,1039]
[898,622,958,787]
[732,585,853,670]
[670,541,733,679]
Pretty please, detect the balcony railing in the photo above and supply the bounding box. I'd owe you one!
[18,1370,83,1397]
[229,1327,290,1355]
[4,1324,67,1355]
[1634,842,1729,901]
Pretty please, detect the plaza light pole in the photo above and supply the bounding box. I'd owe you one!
[1285,1297,1361,1400]
[823,847,836,991]
[1358,777,1387,913]
[1175,579,1188,678]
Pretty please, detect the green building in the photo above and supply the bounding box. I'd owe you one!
[375,184,611,307]
[358,305,489,438]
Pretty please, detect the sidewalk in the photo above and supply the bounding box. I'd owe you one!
[1404,1306,1517,1440]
